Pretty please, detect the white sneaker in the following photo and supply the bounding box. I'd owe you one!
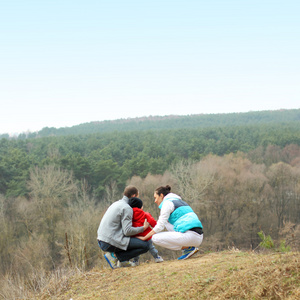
[155,255,164,263]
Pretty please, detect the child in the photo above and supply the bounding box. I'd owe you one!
[129,197,164,263]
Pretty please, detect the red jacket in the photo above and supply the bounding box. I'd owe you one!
[132,207,157,241]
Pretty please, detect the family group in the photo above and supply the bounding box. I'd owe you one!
[97,185,203,269]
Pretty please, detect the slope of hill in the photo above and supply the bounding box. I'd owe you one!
[36,250,300,300]
[13,108,300,138]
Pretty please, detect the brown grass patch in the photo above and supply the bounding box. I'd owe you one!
[37,250,300,300]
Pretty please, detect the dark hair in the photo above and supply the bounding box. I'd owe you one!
[128,197,143,209]
[124,186,138,198]
[155,185,171,197]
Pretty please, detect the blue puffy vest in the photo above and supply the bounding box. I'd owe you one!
[159,193,203,233]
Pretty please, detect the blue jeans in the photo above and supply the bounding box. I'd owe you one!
[148,239,159,258]
[131,239,159,262]
[98,238,150,262]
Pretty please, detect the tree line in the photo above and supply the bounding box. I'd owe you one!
[1,122,300,199]
[1,108,299,139]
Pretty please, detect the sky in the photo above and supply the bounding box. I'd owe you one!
[1,0,299,135]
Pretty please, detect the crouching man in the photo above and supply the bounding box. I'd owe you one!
[97,185,150,268]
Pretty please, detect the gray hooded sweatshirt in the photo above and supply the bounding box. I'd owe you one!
[97,196,144,250]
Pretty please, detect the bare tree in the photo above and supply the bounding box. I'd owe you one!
[62,179,103,270]
[170,159,214,206]
[28,165,77,266]
[266,162,296,230]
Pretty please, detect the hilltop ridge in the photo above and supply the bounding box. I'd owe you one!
[5,108,300,139]
[36,250,300,300]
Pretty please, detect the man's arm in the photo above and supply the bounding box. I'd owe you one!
[121,206,148,236]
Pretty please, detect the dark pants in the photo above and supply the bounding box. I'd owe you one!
[98,238,150,262]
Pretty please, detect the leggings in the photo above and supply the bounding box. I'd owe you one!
[152,222,203,251]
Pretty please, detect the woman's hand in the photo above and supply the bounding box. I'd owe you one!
[136,229,155,241]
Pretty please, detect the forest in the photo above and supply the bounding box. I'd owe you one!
[1,121,300,199]
[0,110,300,297]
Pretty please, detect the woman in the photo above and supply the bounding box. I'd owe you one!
[138,185,203,260]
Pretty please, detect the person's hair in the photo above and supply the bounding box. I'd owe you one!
[128,197,143,209]
[155,185,171,197]
[123,185,139,198]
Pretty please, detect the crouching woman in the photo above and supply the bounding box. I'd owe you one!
[137,185,203,260]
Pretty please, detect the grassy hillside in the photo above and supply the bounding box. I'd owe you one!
[36,250,300,300]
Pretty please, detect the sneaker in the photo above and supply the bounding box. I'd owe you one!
[117,260,133,268]
[130,258,139,267]
[154,255,164,263]
[104,252,118,269]
[177,247,199,260]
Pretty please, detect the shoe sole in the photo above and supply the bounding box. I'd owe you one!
[179,248,199,260]
[104,254,115,269]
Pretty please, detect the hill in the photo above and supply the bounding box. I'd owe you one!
[36,250,300,300]
[10,108,300,139]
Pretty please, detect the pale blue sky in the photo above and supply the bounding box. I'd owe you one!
[1,1,299,134]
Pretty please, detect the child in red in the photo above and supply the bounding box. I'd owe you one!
[129,197,163,263]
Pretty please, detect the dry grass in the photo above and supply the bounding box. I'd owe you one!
[35,250,300,300]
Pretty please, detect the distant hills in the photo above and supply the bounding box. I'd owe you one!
[2,108,300,139]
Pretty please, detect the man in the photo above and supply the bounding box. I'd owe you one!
[97,185,150,269]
